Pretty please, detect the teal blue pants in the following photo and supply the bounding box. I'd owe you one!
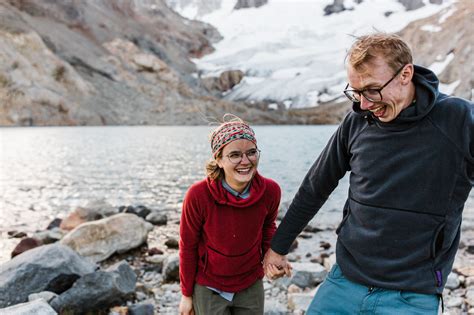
[307,264,440,315]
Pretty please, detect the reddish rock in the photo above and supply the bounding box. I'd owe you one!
[11,237,43,258]
[60,206,102,231]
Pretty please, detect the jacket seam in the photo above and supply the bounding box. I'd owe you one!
[426,115,465,159]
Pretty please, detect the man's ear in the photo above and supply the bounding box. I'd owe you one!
[400,64,414,85]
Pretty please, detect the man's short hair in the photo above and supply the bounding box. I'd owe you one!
[346,33,413,74]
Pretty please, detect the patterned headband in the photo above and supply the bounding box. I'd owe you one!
[211,121,257,158]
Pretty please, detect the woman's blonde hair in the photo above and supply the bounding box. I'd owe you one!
[205,114,250,180]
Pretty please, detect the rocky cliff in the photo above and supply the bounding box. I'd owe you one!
[0,0,290,126]
[398,0,473,100]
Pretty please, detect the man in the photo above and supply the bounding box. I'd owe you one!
[264,32,473,314]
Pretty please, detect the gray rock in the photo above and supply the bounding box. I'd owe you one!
[60,213,153,262]
[429,0,443,4]
[0,299,57,315]
[234,0,268,10]
[466,287,474,306]
[165,238,179,249]
[288,292,314,312]
[162,254,180,282]
[446,296,464,308]
[33,228,65,244]
[28,291,58,303]
[145,212,168,225]
[324,0,346,16]
[264,299,288,315]
[0,243,96,307]
[289,263,327,288]
[128,303,155,315]
[398,0,425,11]
[446,272,461,290]
[50,261,136,313]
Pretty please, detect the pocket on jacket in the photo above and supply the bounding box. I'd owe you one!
[206,240,261,277]
[335,208,351,235]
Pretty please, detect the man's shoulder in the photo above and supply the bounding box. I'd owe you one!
[433,93,473,115]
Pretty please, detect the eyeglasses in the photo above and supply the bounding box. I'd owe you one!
[343,65,405,103]
[225,148,261,164]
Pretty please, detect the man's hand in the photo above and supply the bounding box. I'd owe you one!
[263,248,292,280]
[179,295,194,315]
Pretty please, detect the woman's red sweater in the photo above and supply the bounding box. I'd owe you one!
[179,172,281,297]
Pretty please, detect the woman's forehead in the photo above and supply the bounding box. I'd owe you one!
[222,139,257,153]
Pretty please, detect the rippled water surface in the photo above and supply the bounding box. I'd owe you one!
[1,126,473,259]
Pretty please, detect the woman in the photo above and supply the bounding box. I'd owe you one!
[178,115,283,315]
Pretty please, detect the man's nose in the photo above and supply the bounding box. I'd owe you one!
[360,96,373,110]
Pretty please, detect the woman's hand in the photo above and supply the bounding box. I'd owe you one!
[179,295,194,315]
[265,263,288,281]
[263,248,292,280]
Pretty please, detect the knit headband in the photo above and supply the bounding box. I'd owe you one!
[210,121,257,158]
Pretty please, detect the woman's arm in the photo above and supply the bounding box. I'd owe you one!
[179,187,204,298]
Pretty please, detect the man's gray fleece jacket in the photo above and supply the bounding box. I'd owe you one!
[271,65,473,294]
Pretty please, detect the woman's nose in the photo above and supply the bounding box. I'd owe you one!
[240,154,251,164]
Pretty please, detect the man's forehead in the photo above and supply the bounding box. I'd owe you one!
[347,61,389,88]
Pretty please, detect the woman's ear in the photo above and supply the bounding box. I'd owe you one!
[401,64,414,85]
[216,158,223,168]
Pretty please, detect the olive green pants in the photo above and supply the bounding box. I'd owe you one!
[193,279,264,315]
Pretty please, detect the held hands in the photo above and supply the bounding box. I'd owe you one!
[179,295,194,315]
[263,248,292,281]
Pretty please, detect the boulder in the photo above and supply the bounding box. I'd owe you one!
[60,213,153,262]
[122,205,152,219]
[0,299,57,315]
[145,211,168,226]
[7,231,27,238]
[162,254,179,282]
[60,199,118,231]
[264,299,288,315]
[398,0,425,11]
[128,303,155,315]
[234,0,268,10]
[165,238,179,249]
[289,263,327,288]
[445,272,461,290]
[50,261,136,313]
[0,243,96,307]
[324,0,346,16]
[218,70,244,92]
[11,237,43,258]
[28,291,58,303]
[46,218,62,230]
[132,54,168,72]
[288,292,315,312]
[33,228,66,244]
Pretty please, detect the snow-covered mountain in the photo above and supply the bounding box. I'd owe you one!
[167,0,470,108]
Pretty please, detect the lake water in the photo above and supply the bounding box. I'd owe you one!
[1,126,473,261]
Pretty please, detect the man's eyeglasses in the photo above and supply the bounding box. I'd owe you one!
[225,148,260,164]
[343,65,405,103]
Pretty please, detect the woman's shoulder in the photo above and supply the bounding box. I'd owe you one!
[184,178,211,199]
[258,174,281,193]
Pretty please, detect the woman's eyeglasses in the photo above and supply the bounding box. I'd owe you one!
[225,148,261,164]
